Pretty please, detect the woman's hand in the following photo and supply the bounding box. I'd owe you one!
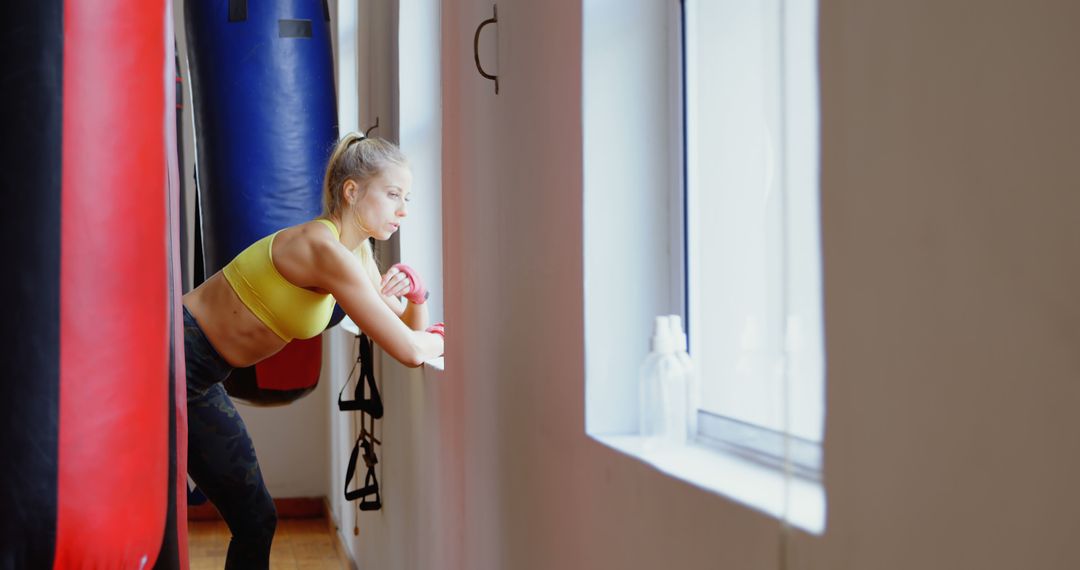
[425,322,445,339]
[380,263,429,305]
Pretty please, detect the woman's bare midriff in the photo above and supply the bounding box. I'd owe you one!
[182,272,289,368]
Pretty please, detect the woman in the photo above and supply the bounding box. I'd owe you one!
[182,133,444,567]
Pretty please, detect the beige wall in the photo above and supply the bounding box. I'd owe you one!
[803,1,1080,567]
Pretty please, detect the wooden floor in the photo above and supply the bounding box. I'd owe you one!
[188,517,350,570]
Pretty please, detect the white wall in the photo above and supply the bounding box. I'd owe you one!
[329,0,1080,569]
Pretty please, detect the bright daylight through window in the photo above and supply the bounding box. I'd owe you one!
[685,0,824,469]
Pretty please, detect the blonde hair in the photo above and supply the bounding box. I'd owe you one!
[321,133,409,288]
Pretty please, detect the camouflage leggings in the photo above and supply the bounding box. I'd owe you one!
[184,307,277,569]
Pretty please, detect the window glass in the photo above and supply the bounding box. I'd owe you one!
[686,0,823,443]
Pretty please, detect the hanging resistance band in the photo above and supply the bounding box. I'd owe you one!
[339,333,382,512]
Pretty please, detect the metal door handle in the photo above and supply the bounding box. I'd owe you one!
[473,5,499,94]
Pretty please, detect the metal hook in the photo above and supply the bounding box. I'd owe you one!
[473,5,499,94]
[364,117,380,138]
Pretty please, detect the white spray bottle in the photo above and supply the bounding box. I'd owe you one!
[668,315,698,441]
[639,316,686,446]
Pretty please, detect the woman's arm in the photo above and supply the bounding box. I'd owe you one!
[377,283,429,330]
[399,299,429,330]
[314,244,442,366]
[380,293,406,318]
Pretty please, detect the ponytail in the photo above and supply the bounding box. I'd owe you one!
[320,132,365,217]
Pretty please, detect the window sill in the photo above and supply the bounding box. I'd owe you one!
[591,434,825,534]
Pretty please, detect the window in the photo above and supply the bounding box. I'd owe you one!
[333,0,445,345]
[685,0,824,469]
[396,0,445,333]
[582,0,825,534]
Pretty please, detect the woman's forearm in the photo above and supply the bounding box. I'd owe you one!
[401,299,429,330]
[381,294,405,317]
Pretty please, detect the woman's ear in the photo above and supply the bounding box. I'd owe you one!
[343,179,358,205]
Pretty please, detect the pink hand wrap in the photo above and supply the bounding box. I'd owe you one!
[425,322,445,339]
[391,263,429,305]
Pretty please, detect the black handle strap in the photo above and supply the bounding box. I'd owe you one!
[338,333,383,418]
[359,469,382,511]
[340,332,384,511]
[344,434,381,507]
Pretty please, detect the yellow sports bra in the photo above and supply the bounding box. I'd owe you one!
[222,219,338,342]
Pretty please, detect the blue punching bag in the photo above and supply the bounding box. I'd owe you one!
[185,0,341,405]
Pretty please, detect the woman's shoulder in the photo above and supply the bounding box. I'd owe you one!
[300,217,339,236]
[271,219,352,288]
[274,219,342,259]
[280,218,338,244]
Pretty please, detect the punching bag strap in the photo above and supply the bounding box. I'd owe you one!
[228,0,247,22]
[338,333,383,418]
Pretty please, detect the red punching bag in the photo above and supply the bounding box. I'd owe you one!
[0,0,187,568]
